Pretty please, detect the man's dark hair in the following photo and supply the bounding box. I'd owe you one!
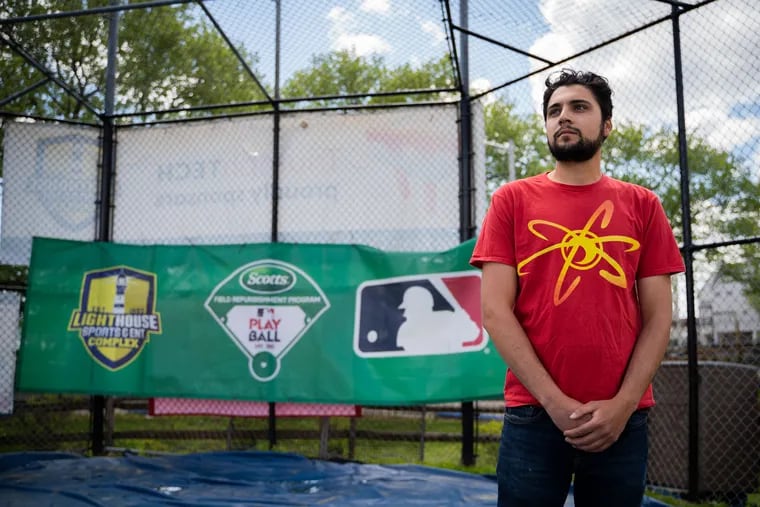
[542,69,613,122]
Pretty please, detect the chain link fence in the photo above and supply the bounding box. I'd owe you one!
[1,0,758,504]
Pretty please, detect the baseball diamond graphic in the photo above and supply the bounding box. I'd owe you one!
[205,260,330,382]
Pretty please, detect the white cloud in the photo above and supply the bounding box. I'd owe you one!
[327,5,391,56]
[333,33,391,56]
[327,6,354,28]
[526,0,759,156]
[421,19,446,45]
[686,108,760,155]
[471,78,497,105]
[360,0,390,15]
[470,77,492,94]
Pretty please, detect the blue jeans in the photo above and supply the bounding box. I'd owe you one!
[496,405,649,507]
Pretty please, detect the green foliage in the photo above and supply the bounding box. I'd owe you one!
[1,3,757,303]
[0,264,28,288]
[372,56,455,104]
[281,50,454,107]
[0,1,267,122]
[603,125,759,309]
[484,101,552,185]
[116,7,267,118]
[722,247,760,313]
[282,50,385,107]
[484,109,760,249]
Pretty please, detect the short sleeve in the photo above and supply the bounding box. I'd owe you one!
[470,187,517,269]
[637,193,685,278]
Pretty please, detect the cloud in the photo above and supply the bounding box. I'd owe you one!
[333,33,392,56]
[327,5,392,56]
[420,19,446,45]
[360,0,390,15]
[471,78,498,105]
[327,6,354,27]
[527,1,674,122]
[471,77,492,92]
[526,0,759,164]
[686,108,760,154]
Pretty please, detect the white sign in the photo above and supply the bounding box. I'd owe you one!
[1,122,99,264]
[0,291,20,414]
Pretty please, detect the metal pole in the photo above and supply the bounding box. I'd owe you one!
[100,4,118,243]
[485,140,515,182]
[671,5,699,501]
[267,0,282,450]
[92,0,120,456]
[458,0,476,467]
[271,0,281,244]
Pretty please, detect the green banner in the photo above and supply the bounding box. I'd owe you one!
[18,237,506,404]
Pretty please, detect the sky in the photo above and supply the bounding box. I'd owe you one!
[216,0,759,177]
[525,0,760,173]
[1,0,757,310]
[210,0,759,305]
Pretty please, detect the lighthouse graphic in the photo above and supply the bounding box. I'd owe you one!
[113,269,127,314]
[68,265,162,371]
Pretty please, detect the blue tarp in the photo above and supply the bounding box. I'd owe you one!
[0,451,670,506]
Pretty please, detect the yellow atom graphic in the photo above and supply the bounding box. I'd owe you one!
[517,200,640,305]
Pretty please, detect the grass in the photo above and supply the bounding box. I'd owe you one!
[648,491,760,507]
[2,399,757,506]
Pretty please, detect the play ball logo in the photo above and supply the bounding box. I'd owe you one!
[68,266,162,371]
[239,266,296,294]
[206,260,329,382]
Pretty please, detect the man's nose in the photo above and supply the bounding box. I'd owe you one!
[558,108,575,124]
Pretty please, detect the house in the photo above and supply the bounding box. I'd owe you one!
[697,266,760,346]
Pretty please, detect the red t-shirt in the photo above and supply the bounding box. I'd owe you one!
[470,173,685,408]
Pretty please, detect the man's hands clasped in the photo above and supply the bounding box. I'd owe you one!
[546,397,637,453]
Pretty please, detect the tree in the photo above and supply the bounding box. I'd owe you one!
[280,50,760,294]
[0,1,268,123]
[484,100,552,187]
[281,50,455,107]
[0,1,272,286]
[372,57,455,104]
[2,11,758,308]
[281,50,385,107]
[484,103,759,237]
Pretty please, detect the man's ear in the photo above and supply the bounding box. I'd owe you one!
[603,118,613,138]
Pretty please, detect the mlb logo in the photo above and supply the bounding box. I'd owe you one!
[353,272,485,358]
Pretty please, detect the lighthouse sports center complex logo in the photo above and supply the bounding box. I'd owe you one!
[354,272,486,358]
[205,260,330,382]
[68,266,162,371]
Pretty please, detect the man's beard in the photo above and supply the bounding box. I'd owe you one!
[548,125,605,162]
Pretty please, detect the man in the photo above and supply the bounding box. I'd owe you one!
[470,69,685,507]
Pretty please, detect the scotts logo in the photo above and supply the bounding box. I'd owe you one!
[239,266,296,294]
[206,260,329,382]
